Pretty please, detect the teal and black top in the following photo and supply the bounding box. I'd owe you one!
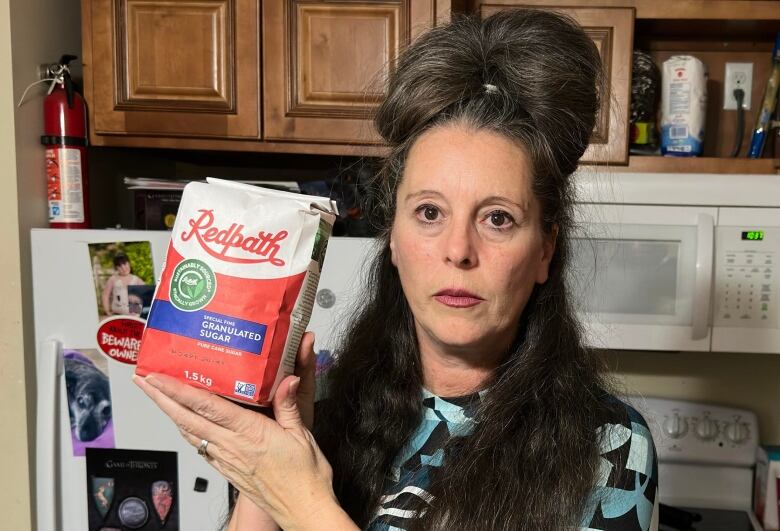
[364,389,659,531]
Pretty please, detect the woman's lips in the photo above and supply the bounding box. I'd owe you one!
[433,289,484,308]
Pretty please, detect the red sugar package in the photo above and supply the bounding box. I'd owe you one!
[136,178,337,405]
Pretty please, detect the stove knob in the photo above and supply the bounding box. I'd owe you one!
[663,413,688,439]
[695,416,718,441]
[724,421,750,444]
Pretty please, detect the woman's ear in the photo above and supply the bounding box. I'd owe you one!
[389,232,398,267]
[535,224,558,284]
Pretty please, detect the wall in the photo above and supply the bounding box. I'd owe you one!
[0,0,81,528]
[0,0,29,528]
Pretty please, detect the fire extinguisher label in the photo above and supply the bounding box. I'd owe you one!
[46,147,85,223]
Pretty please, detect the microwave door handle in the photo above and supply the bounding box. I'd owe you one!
[36,339,62,531]
[692,213,715,340]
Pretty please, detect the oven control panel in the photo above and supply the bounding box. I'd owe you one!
[624,396,758,467]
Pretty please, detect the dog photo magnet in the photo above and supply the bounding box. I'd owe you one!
[63,349,116,456]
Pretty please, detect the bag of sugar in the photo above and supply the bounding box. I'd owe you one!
[136,178,337,406]
[660,55,707,156]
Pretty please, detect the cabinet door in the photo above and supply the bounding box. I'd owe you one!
[86,0,259,139]
[481,5,634,164]
[262,0,443,145]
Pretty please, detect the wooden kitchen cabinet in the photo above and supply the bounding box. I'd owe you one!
[82,0,457,153]
[83,0,260,140]
[262,0,449,145]
[480,4,634,164]
[477,0,780,173]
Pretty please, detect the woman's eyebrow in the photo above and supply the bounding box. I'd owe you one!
[479,195,529,212]
[404,189,444,202]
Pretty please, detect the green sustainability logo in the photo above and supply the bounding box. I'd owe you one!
[169,259,216,311]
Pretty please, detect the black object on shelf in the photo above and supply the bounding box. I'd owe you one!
[630,50,661,155]
[134,189,182,230]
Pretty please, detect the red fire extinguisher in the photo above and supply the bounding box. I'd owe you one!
[41,55,91,229]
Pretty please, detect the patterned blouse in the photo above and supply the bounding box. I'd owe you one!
[365,390,659,531]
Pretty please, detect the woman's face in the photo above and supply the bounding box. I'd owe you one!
[390,124,556,358]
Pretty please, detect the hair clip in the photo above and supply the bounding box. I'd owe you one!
[483,83,499,94]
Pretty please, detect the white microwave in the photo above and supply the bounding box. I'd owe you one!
[571,172,780,354]
[309,173,780,357]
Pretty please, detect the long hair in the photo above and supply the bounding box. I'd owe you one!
[315,10,624,530]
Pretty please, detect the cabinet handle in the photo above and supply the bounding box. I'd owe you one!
[692,213,714,340]
[36,339,62,531]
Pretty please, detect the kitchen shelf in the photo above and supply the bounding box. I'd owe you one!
[492,0,780,21]
[610,156,780,174]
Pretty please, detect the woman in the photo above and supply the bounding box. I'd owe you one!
[135,9,659,531]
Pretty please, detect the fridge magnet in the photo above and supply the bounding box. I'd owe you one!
[86,448,179,530]
[90,476,115,519]
[118,496,149,529]
[128,284,156,320]
[96,316,145,365]
[87,241,155,320]
[63,349,116,456]
[151,480,174,525]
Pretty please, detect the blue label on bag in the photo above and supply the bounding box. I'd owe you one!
[661,124,704,157]
[147,300,267,354]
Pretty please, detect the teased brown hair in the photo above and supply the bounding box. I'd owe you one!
[315,10,624,530]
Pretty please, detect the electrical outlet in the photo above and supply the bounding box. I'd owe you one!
[724,62,753,110]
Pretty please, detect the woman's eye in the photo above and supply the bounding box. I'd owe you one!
[416,205,440,222]
[486,210,515,229]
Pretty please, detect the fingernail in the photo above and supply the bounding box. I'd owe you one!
[145,375,162,389]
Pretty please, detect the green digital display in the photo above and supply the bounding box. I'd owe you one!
[741,230,765,241]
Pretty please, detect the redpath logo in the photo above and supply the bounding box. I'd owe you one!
[181,209,287,265]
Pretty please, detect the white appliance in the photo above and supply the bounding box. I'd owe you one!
[628,396,762,530]
[32,229,229,531]
[31,229,372,531]
[306,237,377,359]
[572,172,780,353]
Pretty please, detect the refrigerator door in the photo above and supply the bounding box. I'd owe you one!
[32,229,229,531]
[308,237,377,357]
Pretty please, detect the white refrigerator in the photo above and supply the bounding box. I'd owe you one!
[31,228,374,531]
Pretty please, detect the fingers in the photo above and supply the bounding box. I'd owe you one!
[134,374,239,448]
[272,375,304,431]
[136,377,268,494]
[295,332,317,429]
[179,428,223,464]
[137,373,256,433]
[177,428,231,477]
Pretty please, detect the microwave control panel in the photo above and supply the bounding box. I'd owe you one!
[714,227,777,328]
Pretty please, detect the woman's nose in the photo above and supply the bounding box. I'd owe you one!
[443,216,478,268]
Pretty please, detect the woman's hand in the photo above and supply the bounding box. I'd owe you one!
[134,333,354,531]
